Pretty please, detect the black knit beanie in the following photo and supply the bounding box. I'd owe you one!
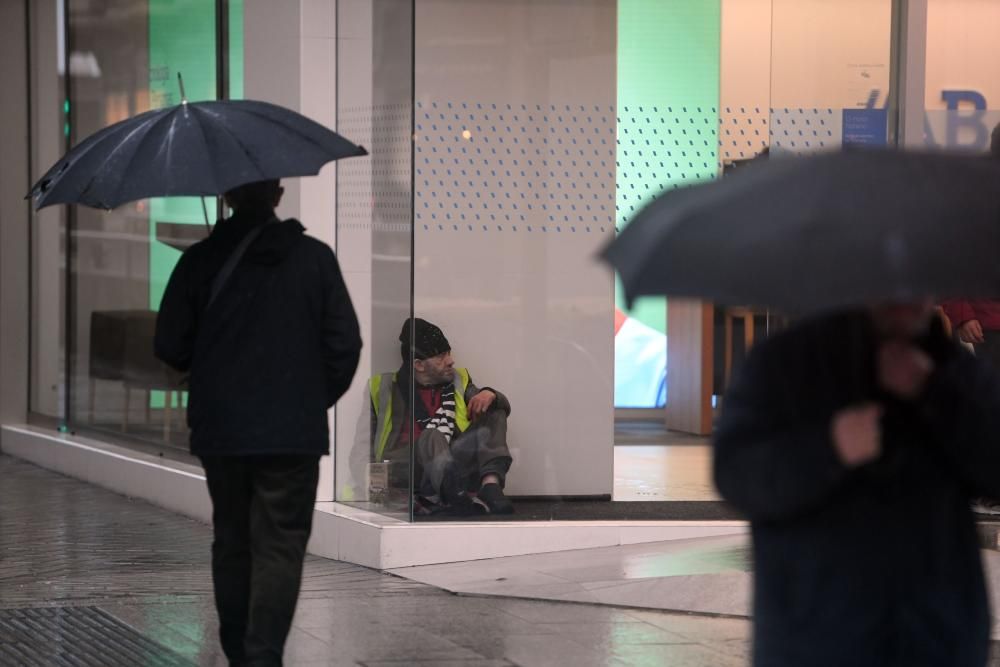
[400,318,451,361]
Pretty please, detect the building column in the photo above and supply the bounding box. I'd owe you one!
[243,0,338,499]
[0,0,31,432]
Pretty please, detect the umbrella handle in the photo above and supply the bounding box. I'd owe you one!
[177,73,187,104]
[200,197,212,233]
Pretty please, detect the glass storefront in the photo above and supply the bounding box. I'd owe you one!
[29,0,242,451]
[335,0,417,518]
[924,0,1000,151]
[333,0,618,520]
[615,0,720,410]
[25,0,995,523]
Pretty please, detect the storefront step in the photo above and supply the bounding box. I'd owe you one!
[0,424,747,571]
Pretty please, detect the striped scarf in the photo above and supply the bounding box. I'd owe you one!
[417,384,458,443]
[400,365,459,444]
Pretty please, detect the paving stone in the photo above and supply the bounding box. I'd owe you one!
[0,606,195,666]
[0,455,750,665]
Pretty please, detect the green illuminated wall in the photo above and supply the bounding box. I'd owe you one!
[148,0,244,312]
[147,0,244,408]
[616,0,720,336]
[229,1,244,101]
[149,0,216,312]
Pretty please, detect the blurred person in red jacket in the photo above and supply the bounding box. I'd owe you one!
[941,300,1000,366]
[941,121,1000,515]
[943,122,1000,368]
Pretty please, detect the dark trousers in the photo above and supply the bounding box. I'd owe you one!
[200,455,320,667]
[415,407,513,498]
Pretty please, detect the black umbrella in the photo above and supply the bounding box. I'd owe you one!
[603,148,1000,313]
[29,92,367,211]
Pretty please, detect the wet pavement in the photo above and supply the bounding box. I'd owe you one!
[390,535,752,618]
[0,455,750,666]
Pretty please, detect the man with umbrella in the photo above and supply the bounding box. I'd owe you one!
[31,92,367,666]
[715,300,1000,665]
[604,149,1000,666]
[155,179,362,666]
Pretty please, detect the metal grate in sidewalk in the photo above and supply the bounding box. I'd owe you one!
[0,606,195,666]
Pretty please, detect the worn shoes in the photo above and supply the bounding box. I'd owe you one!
[972,499,1000,515]
[475,483,514,514]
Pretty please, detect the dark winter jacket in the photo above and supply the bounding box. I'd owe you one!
[715,311,1000,667]
[154,210,361,456]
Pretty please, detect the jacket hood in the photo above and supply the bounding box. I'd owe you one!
[209,210,306,266]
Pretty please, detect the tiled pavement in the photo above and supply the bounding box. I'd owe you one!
[0,455,750,666]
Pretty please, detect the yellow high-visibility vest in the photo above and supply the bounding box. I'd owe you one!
[369,368,471,461]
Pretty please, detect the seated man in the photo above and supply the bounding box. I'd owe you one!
[369,318,514,515]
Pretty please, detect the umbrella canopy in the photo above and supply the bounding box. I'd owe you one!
[603,148,1000,313]
[29,98,367,211]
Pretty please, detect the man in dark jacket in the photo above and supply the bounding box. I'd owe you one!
[368,318,514,514]
[155,179,361,667]
[715,302,1000,667]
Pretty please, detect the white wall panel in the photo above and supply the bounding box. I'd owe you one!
[244,0,340,498]
[412,0,616,496]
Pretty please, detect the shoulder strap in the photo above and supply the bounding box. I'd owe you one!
[207,217,279,309]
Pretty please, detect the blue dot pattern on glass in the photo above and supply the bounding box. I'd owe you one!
[335,101,842,236]
[616,104,721,235]
[767,108,842,154]
[414,102,615,234]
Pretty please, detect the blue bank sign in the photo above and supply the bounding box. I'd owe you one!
[840,89,999,151]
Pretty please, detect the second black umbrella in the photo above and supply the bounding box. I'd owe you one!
[603,148,1000,313]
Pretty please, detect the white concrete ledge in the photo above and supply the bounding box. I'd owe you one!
[1,424,747,570]
[1,424,212,522]
[375,521,747,570]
